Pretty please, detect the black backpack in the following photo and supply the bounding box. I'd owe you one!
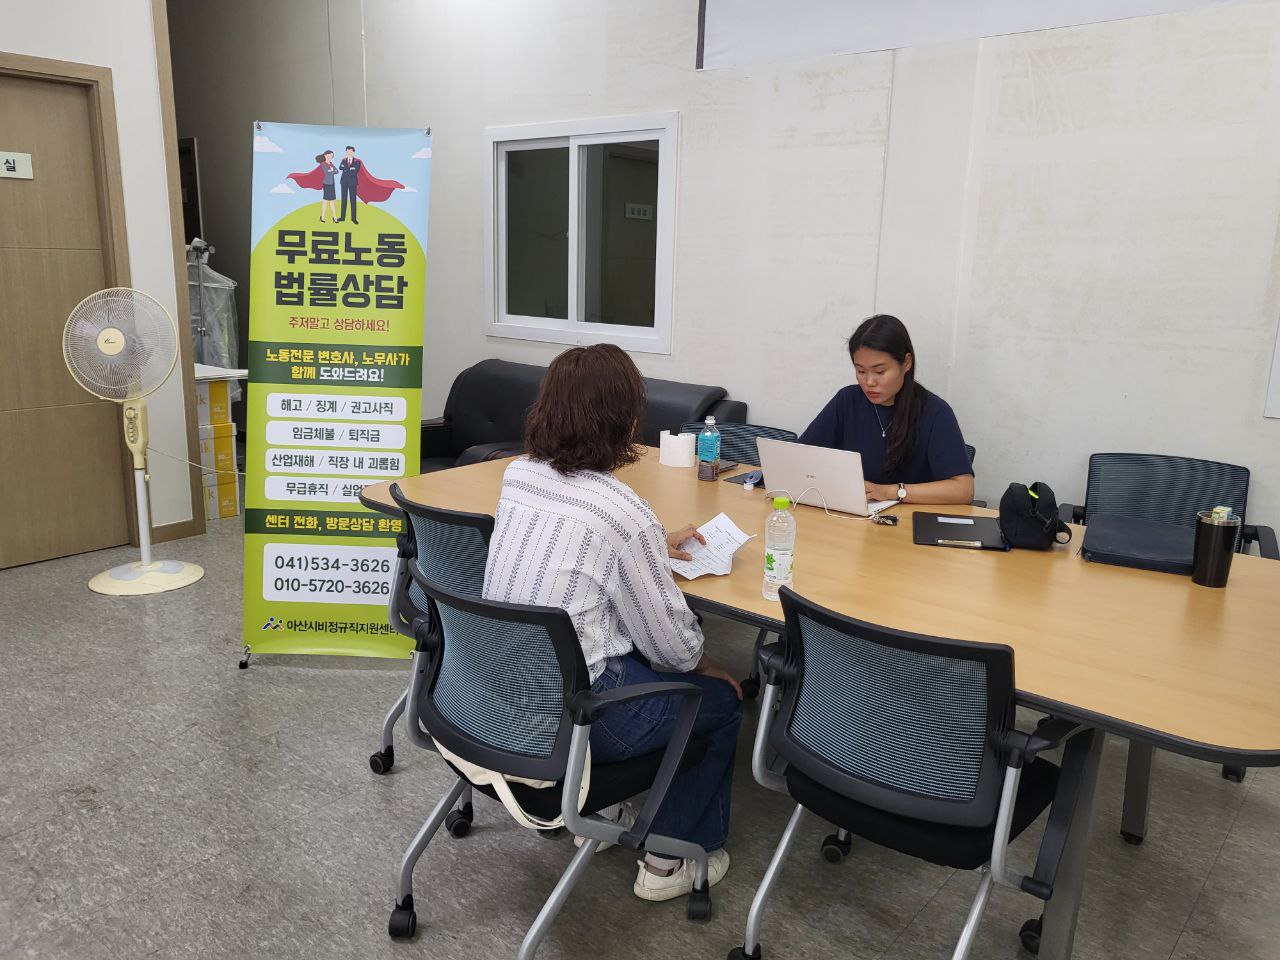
[999,482,1072,550]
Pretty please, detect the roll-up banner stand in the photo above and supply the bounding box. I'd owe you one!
[243,122,431,659]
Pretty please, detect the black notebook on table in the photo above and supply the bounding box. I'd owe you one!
[912,512,1009,551]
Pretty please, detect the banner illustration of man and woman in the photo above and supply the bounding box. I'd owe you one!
[288,143,403,224]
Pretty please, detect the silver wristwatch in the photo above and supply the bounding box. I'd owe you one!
[897,484,907,502]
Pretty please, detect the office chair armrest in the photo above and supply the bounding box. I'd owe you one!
[408,613,438,653]
[1001,716,1081,768]
[568,682,703,850]
[1059,503,1085,525]
[388,554,424,641]
[395,526,417,560]
[1244,523,1279,560]
[421,417,453,460]
[970,499,988,508]
[1018,728,1100,901]
[568,681,701,725]
[757,641,790,684]
[752,642,796,791]
[456,440,525,467]
[744,677,788,794]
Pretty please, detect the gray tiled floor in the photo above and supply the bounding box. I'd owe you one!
[2,519,1278,959]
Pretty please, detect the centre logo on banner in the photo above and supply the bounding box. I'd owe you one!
[242,122,431,659]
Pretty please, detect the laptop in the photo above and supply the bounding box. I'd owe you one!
[756,437,897,517]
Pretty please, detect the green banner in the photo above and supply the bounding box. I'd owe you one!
[243,123,430,659]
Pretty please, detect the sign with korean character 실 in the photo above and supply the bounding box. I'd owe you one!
[243,123,430,659]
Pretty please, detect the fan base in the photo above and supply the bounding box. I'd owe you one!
[89,560,205,596]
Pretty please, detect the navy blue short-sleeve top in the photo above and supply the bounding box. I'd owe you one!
[798,385,973,485]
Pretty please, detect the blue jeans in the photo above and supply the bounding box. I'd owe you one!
[588,654,743,852]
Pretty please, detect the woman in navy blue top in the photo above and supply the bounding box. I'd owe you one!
[800,315,974,506]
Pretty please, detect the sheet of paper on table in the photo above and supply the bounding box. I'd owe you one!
[669,512,755,580]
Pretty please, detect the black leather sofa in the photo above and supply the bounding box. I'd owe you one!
[421,359,747,472]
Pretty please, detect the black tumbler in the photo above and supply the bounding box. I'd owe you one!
[1192,509,1240,588]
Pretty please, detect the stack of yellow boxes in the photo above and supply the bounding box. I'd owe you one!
[196,378,241,519]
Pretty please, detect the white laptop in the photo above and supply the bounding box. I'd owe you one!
[756,437,897,517]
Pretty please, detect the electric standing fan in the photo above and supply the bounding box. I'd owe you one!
[62,288,205,595]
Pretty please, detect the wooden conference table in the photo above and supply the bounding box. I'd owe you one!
[361,449,1280,959]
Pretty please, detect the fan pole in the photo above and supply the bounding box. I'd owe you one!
[134,467,153,566]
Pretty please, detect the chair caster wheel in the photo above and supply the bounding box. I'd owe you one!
[538,826,564,839]
[687,884,711,921]
[1019,917,1042,955]
[727,946,762,960]
[1222,764,1246,783]
[740,676,761,701]
[445,803,474,838]
[369,746,394,774]
[821,833,852,863]
[388,896,417,939]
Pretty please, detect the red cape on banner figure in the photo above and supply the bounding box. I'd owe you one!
[288,163,404,201]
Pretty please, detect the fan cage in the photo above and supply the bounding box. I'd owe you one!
[62,287,179,401]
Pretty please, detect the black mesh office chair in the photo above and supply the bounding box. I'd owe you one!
[388,577,715,957]
[1060,452,1277,558]
[1060,452,1277,785]
[679,421,798,467]
[727,588,1098,960]
[367,486,495,835]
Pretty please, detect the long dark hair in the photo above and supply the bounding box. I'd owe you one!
[524,344,646,474]
[848,314,931,478]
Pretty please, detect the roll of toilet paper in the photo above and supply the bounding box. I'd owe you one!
[659,430,697,468]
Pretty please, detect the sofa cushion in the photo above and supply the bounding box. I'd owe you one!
[442,359,547,458]
[639,376,729,446]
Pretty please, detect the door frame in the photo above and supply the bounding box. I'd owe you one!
[0,42,206,546]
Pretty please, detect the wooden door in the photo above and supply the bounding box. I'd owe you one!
[0,73,130,568]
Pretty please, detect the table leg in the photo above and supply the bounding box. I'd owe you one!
[1038,729,1105,960]
[1120,741,1153,845]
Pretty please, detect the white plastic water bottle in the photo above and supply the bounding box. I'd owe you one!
[762,496,796,601]
[697,416,721,481]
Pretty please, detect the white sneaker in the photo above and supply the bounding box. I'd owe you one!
[574,803,638,853]
[633,848,730,902]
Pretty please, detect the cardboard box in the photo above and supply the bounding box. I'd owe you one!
[198,422,237,475]
[202,469,241,520]
[195,379,232,425]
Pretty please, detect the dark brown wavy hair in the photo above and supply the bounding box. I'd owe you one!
[524,344,646,474]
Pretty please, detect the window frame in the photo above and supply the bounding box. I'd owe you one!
[484,112,678,355]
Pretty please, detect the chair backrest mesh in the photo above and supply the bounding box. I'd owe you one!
[407,513,489,612]
[789,613,990,803]
[431,599,565,759]
[679,421,798,467]
[1084,453,1249,544]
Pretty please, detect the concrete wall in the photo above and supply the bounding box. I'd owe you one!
[167,0,1280,524]
[6,0,194,527]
